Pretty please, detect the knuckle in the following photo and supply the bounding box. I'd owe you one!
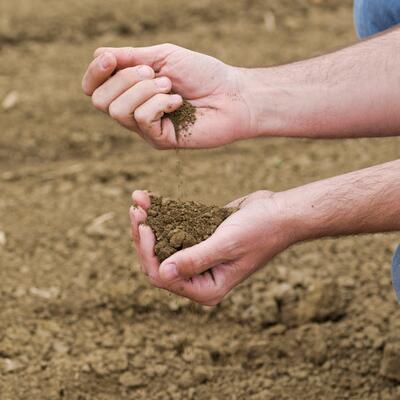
[116,68,133,81]
[81,80,88,94]
[138,78,153,90]
[108,103,124,120]
[148,276,163,289]
[153,93,166,102]
[228,237,241,251]
[133,108,147,125]
[137,65,154,78]
[82,80,91,96]
[162,43,177,52]
[130,79,154,96]
[126,47,135,58]
[221,236,242,257]
[181,254,200,277]
[166,101,178,113]
[196,252,211,271]
[254,190,270,200]
[93,47,102,57]
[91,90,106,111]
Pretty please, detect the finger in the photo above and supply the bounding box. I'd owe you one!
[158,232,232,283]
[164,263,232,306]
[108,77,172,130]
[226,196,248,208]
[94,44,179,70]
[92,65,155,112]
[138,224,162,283]
[134,94,182,146]
[129,205,147,248]
[82,52,117,96]
[132,190,152,210]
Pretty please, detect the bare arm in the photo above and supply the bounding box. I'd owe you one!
[243,27,400,139]
[280,159,400,242]
[83,28,400,148]
[130,160,400,305]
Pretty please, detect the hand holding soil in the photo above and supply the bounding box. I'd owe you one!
[82,44,253,148]
[129,190,293,306]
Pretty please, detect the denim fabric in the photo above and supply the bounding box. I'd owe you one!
[354,0,400,38]
[353,1,400,302]
[392,246,400,304]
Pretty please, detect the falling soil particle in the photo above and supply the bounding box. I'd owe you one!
[146,195,236,262]
[168,99,196,136]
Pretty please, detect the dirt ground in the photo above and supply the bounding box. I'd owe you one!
[1,1,400,399]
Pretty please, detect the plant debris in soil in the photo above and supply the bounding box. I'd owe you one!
[146,195,236,262]
[168,99,196,136]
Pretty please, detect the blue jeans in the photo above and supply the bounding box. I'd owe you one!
[354,0,400,38]
[354,0,400,302]
[392,246,400,303]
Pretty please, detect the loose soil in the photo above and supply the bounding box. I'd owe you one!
[168,99,196,137]
[1,1,400,399]
[146,195,235,262]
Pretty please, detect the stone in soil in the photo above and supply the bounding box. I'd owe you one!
[146,195,236,262]
[381,341,400,381]
[119,372,144,388]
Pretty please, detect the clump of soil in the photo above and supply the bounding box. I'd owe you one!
[168,99,196,136]
[146,195,236,262]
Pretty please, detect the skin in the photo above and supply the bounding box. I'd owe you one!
[129,160,400,306]
[82,44,250,149]
[82,29,400,305]
[82,29,400,147]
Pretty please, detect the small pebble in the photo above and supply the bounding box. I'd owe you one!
[2,91,19,110]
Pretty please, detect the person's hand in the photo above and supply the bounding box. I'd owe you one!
[129,190,296,306]
[82,44,254,149]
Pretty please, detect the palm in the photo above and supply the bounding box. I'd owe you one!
[157,48,251,147]
[214,192,286,277]
[130,190,289,305]
[90,44,252,148]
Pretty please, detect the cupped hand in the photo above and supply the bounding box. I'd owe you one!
[129,190,295,306]
[82,44,253,149]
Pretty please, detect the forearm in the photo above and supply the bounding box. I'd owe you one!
[240,27,400,139]
[278,159,400,242]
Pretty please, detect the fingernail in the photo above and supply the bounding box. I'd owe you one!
[155,77,171,89]
[100,53,112,69]
[138,223,146,232]
[161,263,178,280]
[138,65,153,79]
[171,94,182,103]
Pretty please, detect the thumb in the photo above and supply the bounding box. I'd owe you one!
[159,232,231,283]
[94,44,178,70]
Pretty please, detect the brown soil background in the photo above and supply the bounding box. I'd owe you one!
[1,1,400,399]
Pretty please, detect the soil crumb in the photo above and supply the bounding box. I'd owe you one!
[146,195,236,262]
[168,99,196,136]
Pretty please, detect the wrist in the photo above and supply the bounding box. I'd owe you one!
[237,65,328,139]
[274,187,329,245]
[274,160,400,245]
[262,190,311,248]
[237,66,300,138]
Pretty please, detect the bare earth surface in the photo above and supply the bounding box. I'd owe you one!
[1,1,400,399]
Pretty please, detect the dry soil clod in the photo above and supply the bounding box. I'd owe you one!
[146,195,236,262]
